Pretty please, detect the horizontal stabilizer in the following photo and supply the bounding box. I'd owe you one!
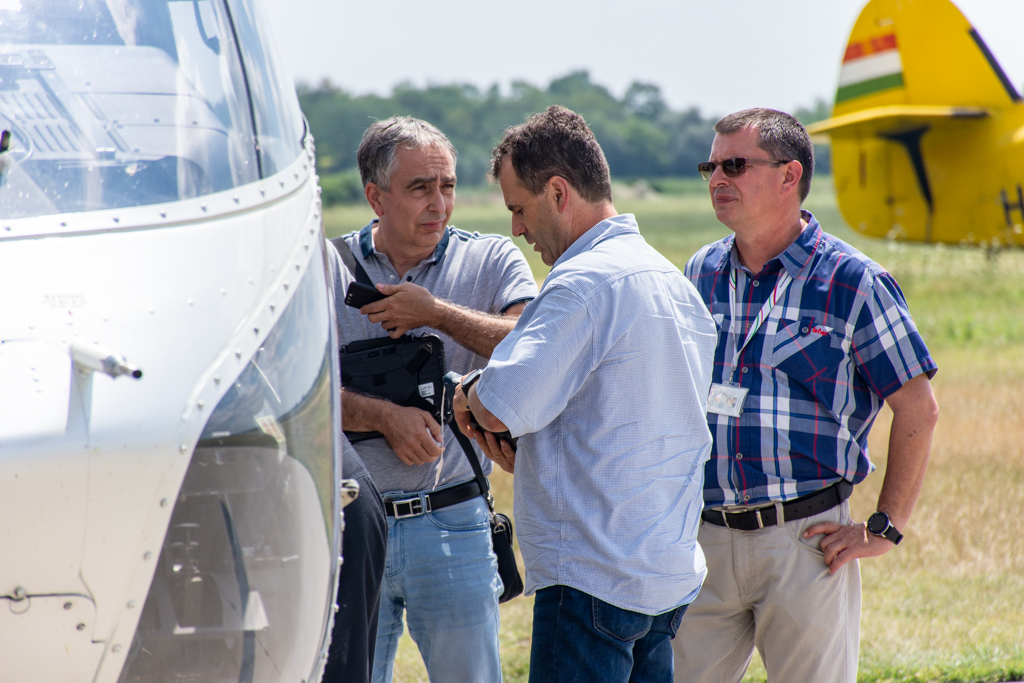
[808,105,989,141]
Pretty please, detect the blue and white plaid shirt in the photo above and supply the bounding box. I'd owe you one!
[684,212,937,507]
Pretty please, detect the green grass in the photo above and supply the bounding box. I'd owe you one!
[325,179,1024,683]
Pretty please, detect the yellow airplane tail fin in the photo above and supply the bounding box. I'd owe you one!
[831,0,1018,116]
[808,0,1021,245]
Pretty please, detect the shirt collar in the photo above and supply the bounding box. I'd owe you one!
[553,213,640,268]
[358,218,452,263]
[779,210,822,278]
[724,210,822,279]
[358,220,375,258]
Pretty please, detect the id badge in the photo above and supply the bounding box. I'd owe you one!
[707,383,749,418]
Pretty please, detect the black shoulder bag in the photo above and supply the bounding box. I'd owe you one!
[332,236,448,442]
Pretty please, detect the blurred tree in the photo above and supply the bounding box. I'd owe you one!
[299,73,830,203]
[624,82,668,120]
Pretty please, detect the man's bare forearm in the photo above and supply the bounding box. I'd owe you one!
[432,300,522,358]
[366,283,527,356]
[342,388,395,433]
[876,374,939,530]
[342,388,444,464]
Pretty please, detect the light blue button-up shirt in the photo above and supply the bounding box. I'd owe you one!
[476,214,717,615]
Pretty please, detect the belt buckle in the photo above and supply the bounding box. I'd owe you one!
[720,503,772,530]
[391,496,428,519]
[719,504,747,530]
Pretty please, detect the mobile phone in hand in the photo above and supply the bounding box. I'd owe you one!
[345,281,387,308]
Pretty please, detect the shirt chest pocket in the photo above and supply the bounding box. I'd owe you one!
[771,317,847,388]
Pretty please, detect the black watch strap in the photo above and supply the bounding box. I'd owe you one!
[880,524,903,545]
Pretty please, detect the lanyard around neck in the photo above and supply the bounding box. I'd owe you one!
[726,267,793,382]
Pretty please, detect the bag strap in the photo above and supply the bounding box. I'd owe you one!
[407,390,492,512]
[449,424,495,514]
[330,235,374,286]
[405,341,436,374]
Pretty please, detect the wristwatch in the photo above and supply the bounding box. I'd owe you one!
[461,369,483,394]
[866,511,903,545]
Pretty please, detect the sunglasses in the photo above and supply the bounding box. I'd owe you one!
[697,158,791,181]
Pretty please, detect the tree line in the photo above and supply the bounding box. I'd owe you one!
[298,71,831,205]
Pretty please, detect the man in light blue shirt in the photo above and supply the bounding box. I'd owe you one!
[452,106,718,683]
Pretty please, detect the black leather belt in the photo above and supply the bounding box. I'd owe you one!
[702,480,854,530]
[384,480,482,518]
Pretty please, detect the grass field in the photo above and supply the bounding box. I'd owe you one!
[324,179,1024,683]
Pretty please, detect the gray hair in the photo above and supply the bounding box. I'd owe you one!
[356,116,457,191]
[714,108,814,202]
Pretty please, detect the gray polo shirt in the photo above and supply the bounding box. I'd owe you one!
[328,220,538,494]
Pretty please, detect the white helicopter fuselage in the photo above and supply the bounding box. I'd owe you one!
[0,2,343,681]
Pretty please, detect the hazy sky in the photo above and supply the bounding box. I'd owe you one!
[263,0,1024,117]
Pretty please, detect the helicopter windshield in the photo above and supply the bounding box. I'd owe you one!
[0,0,303,219]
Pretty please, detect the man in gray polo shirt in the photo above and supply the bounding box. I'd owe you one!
[327,116,537,683]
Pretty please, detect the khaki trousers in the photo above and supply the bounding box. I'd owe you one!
[672,501,860,683]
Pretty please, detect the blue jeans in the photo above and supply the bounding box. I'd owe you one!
[372,493,503,683]
[529,585,687,683]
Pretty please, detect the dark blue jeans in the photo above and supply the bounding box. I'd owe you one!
[529,585,688,683]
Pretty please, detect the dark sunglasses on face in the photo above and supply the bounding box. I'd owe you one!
[697,157,792,181]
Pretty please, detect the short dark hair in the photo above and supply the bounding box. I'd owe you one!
[489,105,612,203]
[714,108,814,201]
[357,116,457,191]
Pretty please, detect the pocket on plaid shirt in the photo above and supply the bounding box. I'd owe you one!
[771,318,847,394]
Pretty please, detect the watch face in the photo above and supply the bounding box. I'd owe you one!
[867,512,889,535]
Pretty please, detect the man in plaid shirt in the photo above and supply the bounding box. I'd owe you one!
[672,109,939,683]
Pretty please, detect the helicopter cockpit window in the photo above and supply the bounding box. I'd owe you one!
[0,0,260,218]
[225,0,305,176]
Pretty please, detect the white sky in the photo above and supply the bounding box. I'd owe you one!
[263,0,1024,117]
